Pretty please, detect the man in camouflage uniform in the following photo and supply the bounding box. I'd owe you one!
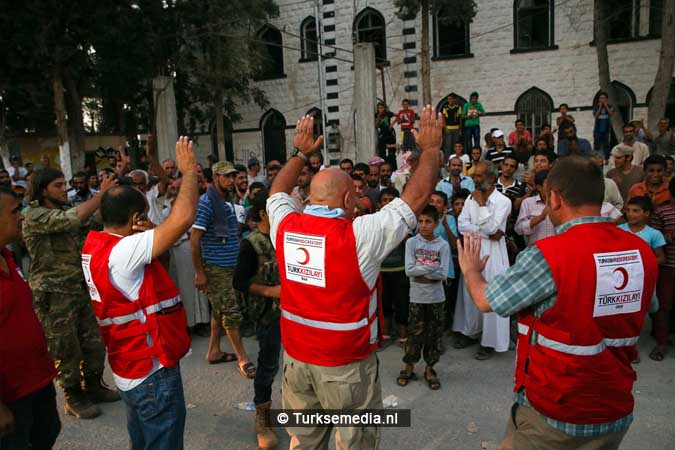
[233,191,281,450]
[22,168,120,419]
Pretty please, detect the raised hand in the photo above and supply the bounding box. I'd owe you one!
[175,136,196,177]
[293,115,324,155]
[98,172,118,193]
[411,105,444,153]
[457,231,489,275]
[118,145,131,168]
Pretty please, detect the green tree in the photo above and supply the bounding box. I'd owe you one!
[394,0,476,105]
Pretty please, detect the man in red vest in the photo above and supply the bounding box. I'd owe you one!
[0,186,60,449]
[81,137,198,450]
[458,156,659,450]
[267,107,443,449]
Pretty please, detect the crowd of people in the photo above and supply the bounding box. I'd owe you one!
[0,98,674,450]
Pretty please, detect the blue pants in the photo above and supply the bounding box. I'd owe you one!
[254,319,281,405]
[594,131,611,159]
[118,366,186,450]
[0,383,60,450]
[464,125,481,150]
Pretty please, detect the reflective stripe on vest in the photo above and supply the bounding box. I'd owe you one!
[517,323,639,356]
[97,296,182,327]
[281,308,369,331]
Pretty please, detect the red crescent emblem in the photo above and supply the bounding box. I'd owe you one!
[613,267,629,290]
[296,247,310,265]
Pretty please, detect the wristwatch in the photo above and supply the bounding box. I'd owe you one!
[291,148,309,161]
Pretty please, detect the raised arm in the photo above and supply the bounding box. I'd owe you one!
[401,106,444,216]
[151,137,198,259]
[75,173,117,222]
[270,115,323,196]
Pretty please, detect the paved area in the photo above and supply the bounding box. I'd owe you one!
[54,323,675,450]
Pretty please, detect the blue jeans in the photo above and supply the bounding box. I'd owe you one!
[0,383,60,450]
[253,319,281,405]
[118,366,186,450]
[464,125,481,150]
[594,131,611,159]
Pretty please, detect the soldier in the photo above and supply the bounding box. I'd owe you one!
[233,189,282,450]
[22,168,120,419]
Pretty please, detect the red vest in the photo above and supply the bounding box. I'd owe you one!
[0,248,56,403]
[82,231,191,379]
[515,222,657,424]
[276,213,380,366]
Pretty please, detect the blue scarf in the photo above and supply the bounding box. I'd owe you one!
[304,205,345,219]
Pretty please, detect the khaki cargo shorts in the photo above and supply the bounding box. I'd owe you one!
[204,265,242,329]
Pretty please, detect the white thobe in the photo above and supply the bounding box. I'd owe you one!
[453,189,512,352]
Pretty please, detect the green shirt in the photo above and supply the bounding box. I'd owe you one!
[22,201,88,293]
[462,101,484,127]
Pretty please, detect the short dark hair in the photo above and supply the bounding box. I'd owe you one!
[249,181,265,192]
[420,204,439,222]
[546,156,603,207]
[665,155,674,163]
[340,158,354,167]
[622,123,635,132]
[626,196,654,213]
[503,154,519,165]
[452,190,470,203]
[378,187,400,201]
[541,123,551,129]
[30,168,65,205]
[515,119,524,125]
[351,174,365,183]
[598,91,608,98]
[0,186,18,205]
[234,164,247,174]
[431,190,448,205]
[643,155,667,171]
[248,188,269,222]
[670,176,675,197]
[73,171,88,180]
[534,169,549,187]
[101,186,148,227]
[353,163,369,174]
[402,98,410,104]
[534,148,556,163]
[559,103,569,109]
[0,169,8,176]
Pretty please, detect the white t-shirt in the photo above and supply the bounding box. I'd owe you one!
[107,230,162,391]
[146,185,165,226]
[7,166,28,188]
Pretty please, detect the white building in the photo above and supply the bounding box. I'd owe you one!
[225,0,674,165]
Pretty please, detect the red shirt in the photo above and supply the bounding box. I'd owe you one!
[396,109,416,130]
[508,130,532,146]
[0,247,56,403]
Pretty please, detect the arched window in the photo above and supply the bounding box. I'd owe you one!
[515,87,553,137]
[434,8,470,58]
[354,8,387,63]
[647,78,675,126]
[261,109,287,163]
[514,0,554,50]
[258,26,284,79]
[300,17,318,61]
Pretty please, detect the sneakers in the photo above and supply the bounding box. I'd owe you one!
[83,377,121,403]
[64,387,101,419]
[255,401,279,450]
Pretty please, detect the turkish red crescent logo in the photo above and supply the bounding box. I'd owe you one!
[295,247,310,265]
[613,267,629,290]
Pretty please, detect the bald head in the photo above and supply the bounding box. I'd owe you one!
[309,168,357,217]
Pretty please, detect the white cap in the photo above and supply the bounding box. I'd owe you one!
[492,130,504,138]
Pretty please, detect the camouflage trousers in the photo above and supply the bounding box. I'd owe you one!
[33,288,106,391]
[403,302,445,367]
[204,265,242,329]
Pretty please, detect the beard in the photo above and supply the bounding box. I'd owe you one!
[476,180,492,192]
[45,193,67,206]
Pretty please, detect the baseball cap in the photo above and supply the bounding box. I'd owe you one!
[588,149,605,159]
[611,145,635,157]
[492,130,504,138]
[247,157,260,168]
[212,161,238,175]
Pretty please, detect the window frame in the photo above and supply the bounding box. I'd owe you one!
[300,16,319,63]
[256,26,286,80]
[512,0,557,53]
[432,8,472,60]
[354,7,388,64]
[514,87,554,139]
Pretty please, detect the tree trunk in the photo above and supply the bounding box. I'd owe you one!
[0,104,9,169]
[648,0,675,131]
[215,91,226,161]
[420,0,432,106]
[594,0,624,139]
[52,69,73,180]
[64,73,87,172]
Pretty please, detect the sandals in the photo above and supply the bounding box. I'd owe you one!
[238,362,257,379]
[207,352,237,365]
[396,370,417,387]
[475,346,494,360]
[649,346,666,362]
[424,368,441,390]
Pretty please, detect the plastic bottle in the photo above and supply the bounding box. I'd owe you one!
[236,402,256,411]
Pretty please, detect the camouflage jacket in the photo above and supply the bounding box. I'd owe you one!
[22,201,89,293]
[245,230,280,326]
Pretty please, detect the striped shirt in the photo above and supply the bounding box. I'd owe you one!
[653,204,675,268]
[192,194,240,268]
[485,146,514,165]
[486,216,636,437]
